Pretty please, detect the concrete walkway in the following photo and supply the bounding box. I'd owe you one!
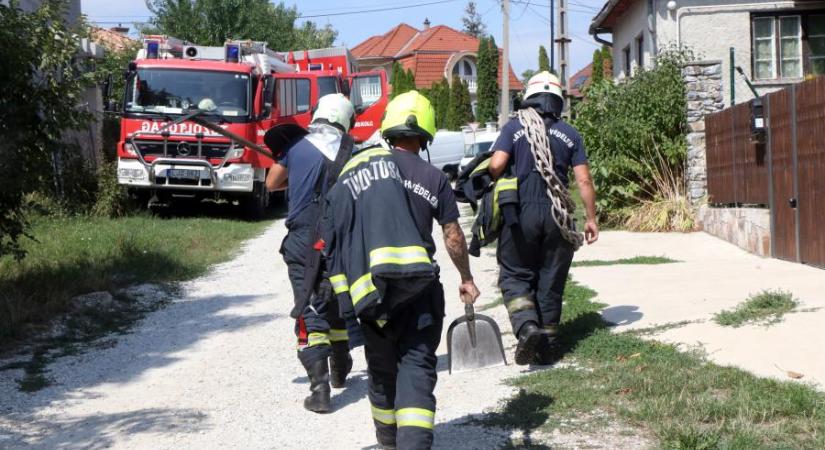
[572,231,825,387]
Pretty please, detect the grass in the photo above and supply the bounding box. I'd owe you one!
[572,255,678,267]
[714,289,799,328]
[0,214,270,344]
[482,280,825,449]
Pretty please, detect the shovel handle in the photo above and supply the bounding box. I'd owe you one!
[465,303,475,321]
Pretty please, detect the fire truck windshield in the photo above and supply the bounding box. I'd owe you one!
[125,69,250,120]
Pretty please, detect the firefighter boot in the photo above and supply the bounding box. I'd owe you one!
[303,358,331,413]
[532,326,561,365]
[514,321,543,366]
[329,341,353,388]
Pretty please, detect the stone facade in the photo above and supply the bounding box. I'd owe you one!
[697,205,772,257]
[682,60,724,204]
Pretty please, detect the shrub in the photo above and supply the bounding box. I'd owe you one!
[573,50,693,227]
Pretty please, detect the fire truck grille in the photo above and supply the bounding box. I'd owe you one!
[133,140,234,159]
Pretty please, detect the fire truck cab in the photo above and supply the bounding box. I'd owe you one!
[114,36,388,216]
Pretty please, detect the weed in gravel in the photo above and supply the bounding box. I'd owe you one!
[713,289,798,328]
[484,280,825,448]
[478,297,504,312]
[571,255,678,267]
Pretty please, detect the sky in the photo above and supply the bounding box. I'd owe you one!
[81,0,604,79]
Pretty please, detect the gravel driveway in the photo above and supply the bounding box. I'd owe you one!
[0,214,546,449]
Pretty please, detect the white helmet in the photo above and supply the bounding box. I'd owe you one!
[312,93,355,132]
[524,71,563,101]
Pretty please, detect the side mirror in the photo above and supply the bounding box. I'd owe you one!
[354,105,366,115]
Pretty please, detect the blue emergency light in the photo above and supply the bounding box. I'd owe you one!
[146,41,160,59]
[226,44,240,63]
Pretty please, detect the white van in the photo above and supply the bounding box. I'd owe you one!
[459,123,500,174]
[420,131,465,179]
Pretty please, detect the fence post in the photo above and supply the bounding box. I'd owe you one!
[729,47,735,106]
[790,84,801,262]
[766,94,775,258]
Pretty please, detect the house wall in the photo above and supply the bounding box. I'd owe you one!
[609,0,825,106]
[611,0,653,79]
[3,0,81,24]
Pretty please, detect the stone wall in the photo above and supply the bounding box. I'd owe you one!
[683,60,725,203]
[697,205,772,257]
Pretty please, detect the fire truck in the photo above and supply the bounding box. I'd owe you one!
[113,35,388,216]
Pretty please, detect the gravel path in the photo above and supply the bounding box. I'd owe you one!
[0,214,560,450]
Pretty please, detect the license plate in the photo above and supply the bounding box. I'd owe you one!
[167,168,201,180]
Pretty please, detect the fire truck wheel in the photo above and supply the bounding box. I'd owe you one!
[242,181,269,220]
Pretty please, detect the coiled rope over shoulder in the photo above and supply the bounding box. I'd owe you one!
[516,108,584,251]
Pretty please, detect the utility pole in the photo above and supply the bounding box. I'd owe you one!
[550,0,555,71]
[499,0,510,126]
[555,0,571,90]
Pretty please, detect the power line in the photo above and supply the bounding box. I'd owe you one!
[299,0,460,18]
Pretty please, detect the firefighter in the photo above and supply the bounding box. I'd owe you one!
[265,93,356,413]
[488,71,599,365]
[362,91,481,449]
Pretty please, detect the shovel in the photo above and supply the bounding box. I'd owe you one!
[446,303,507,374]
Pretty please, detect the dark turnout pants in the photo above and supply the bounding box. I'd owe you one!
[498,199,575,337]
[280,204,348,367]
[362,281,445,450]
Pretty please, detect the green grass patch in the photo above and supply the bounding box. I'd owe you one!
[572,255,678,267]
[714,289,799,328]
[0,214,270,343]
[482,281,825,448]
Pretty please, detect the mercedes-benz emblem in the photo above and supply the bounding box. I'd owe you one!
[177,142,191,156]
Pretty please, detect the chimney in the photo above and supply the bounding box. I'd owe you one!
[110,23,129,35]
[423,18,431,30]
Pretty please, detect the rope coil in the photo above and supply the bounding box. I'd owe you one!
[516,108,584,251]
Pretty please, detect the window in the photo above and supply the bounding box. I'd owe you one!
[623,45,631,77]
[276,78,311,116]
[752,12,825,80]
[350,75,383,110]
[636,33,644,68]
[317,77,339,98]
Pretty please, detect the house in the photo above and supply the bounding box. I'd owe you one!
[589,0,825,106]
[351,20,523,113]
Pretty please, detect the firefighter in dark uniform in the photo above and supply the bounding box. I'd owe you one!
[266,94,356,413]
[364,91,480,450]
[489,72,599,365]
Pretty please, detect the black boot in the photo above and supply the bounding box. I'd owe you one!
[329,341,353,388]
[303,358,331,413]
[532,326,561,365]
[514,322,543,365]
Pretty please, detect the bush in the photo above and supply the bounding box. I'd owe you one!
[573,50,692,227]
[92,162,133,218]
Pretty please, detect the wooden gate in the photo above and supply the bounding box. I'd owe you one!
[766,77,825,268]
[795,78,825,269]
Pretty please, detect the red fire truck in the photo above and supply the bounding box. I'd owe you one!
[114,36,388,216]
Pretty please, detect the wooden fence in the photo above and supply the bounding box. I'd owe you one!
[705,75,825,268]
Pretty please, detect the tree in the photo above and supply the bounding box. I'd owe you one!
[390,63,416,98]
[602,46,614,79]
[146,0,337,51]
[591,48,604,85]
[426,78,450,130]
[538,45,551,72]
[461,1,486,38]
[0,0,94,258]
[476,36,499,124]
[521,69,536,82]
[447,75,474,130]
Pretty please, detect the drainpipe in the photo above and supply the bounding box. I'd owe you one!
[648,0,657,62]
[592,28,613,47]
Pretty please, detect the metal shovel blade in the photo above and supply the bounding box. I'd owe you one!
[447,304,507,374]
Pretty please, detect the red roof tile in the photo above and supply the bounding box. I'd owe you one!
[90,26,138,52]
[351,23,523,91]
[568,63,593,98]
[351,23,419,58]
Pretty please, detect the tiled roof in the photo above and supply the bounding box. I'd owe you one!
[89,26,137,52]
[352,23,523,91]
[351,23,419,58]
[568,63,593,98]
[396,25,479,56]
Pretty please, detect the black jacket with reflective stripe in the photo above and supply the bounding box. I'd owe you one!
[324,147,435,321]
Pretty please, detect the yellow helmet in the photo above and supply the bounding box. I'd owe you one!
[380,90,436,146]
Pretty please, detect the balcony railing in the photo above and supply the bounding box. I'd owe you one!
[458,75,477,94]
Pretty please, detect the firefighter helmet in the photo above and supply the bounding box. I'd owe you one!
[312,93,355,132]
[524,71,563,100]
[380,90,436,147]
